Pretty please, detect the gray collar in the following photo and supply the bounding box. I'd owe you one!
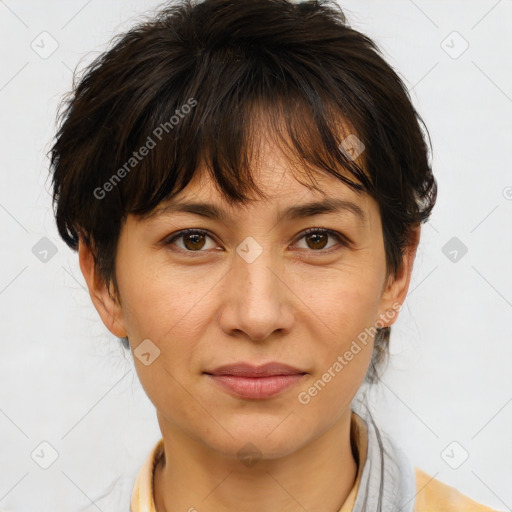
[351,406,417,512]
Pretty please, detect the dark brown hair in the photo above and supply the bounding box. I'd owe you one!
[48,0,437,383]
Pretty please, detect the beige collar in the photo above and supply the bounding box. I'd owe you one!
[130,410,368,512]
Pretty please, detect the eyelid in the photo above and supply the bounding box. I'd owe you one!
[294,227,352,251]
[164,227,351,253]
[164,228,217,252]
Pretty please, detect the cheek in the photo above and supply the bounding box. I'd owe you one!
[294,260,384,395]
[293,348,372,442]
[118,264,207,412]
[299,263,384,339]
[292,299,375,444]
[117,256,208,342]
[117,260,221,409]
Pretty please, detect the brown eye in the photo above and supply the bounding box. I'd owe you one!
[182,232,206,250]
[304,231,328,250]
[165,229,216,252]
[165,227,348,255]
[295,228,347,252]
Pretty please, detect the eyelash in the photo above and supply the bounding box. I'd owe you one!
[164,227,350,254]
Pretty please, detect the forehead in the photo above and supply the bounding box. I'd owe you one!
[144,163,374,229]
[140,114,376,226]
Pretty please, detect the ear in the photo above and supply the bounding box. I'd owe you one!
[78,235,127,338]
[377,224,420,327]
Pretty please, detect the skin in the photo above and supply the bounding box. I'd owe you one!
[79,131,419,512]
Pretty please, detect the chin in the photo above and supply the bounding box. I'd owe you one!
[210,436,305,465]
[199,417,314,463]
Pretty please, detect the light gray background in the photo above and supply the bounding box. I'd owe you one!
[1,0,511,510]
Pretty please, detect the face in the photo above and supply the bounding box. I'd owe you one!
[80,133,416,462]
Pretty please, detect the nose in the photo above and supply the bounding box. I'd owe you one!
[217,241,295,342]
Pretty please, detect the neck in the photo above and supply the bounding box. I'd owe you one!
[153,409,359,512]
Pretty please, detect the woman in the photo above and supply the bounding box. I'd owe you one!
[49,0,499,510]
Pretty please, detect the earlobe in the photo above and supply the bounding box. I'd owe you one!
[377,225,420,327]
[78,235,127,338]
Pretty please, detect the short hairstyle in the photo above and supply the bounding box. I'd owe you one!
[49,0,437,383]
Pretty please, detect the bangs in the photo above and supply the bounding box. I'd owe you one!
[50,0,436,293]
[49,0,436,377]
[108,46,373,220]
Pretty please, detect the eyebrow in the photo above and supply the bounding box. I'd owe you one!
[146,197,366,224]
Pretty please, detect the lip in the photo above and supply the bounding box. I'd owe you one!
[205,362,306,377]
[204,362,308,400]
